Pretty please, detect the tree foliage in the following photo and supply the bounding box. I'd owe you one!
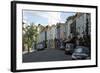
[22,23,38,52]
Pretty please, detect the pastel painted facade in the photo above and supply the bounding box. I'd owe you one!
[50,25,57,48]
[37,24,44,44]
[59,23,66,40]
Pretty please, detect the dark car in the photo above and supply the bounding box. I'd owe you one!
[72,46,90,60]
[58,40,65,50]
[65,43,74,54]
[36,43,45,51]
[59,42,65,50]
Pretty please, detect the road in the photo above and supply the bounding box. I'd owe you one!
[23,49,72,63]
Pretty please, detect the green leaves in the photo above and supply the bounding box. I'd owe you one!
[22,23,38,52]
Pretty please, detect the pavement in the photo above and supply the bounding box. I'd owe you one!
[23,49,72,63]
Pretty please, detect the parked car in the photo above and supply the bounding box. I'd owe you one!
[65,43,74,54]
[59,42,65,50]
[58,40,65,50]
[72,46,90,60]
[36,43,45,51]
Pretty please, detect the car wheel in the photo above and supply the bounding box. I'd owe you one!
[72,58,75,60]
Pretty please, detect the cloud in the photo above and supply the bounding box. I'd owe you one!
[47,12,61,25]
[23,10,76,27]
[37,11,61,25]
[29,11,61,25]
[23,10,62,25]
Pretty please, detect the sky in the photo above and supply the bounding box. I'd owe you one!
[23,10,76,26]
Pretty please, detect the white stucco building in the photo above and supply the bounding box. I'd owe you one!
[76,13,91,38]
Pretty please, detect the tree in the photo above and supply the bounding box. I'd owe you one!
[22,23,38,53]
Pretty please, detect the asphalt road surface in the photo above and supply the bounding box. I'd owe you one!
[23,49,72,63]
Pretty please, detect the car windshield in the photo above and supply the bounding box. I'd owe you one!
[75,48,82,52]
[75,47,89,53]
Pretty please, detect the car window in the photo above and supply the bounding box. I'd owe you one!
[82,49,89,53]
[75,48,82,52]
[75,47,89,53]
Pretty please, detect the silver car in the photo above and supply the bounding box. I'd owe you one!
[72,46,90,60]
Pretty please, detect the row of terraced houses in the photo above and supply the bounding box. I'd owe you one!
[23,12,91,52]
[35,13,91,50]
